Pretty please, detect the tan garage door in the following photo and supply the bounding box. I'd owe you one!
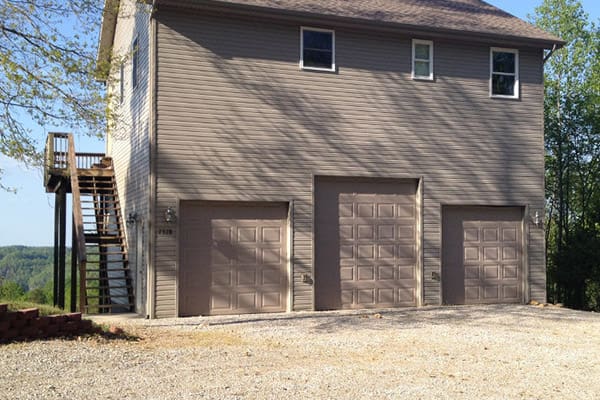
[179,202,288,316]
[315,178,418,310]
[442,206,523,304]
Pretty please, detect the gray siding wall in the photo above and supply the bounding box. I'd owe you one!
[106,0,152,315]
[154,9,546,317]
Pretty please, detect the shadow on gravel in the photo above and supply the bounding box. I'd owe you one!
[194,304,597,333]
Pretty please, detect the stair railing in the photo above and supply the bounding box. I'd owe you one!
[67,134,88,313]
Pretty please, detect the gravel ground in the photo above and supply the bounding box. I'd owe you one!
[2,304,600,399]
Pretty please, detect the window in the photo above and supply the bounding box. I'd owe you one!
[412,39,433,80]
[490,48,519,98]
[132,37,139,89]
[300,27,335,71]
[119,63,124,104]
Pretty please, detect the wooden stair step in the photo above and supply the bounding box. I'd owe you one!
[84,236,123,244]
[85,241,125,246]
[85,295,133,300]
[85,276,130,281]
[84,304,135,310]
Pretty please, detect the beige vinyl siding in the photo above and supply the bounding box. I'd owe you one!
[106,0,152,314]
[153,10,546,316]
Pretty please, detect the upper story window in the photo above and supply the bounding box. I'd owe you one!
[412,39,433,80]
[300,27,335,72]
[490,48,519,98]
[132,37,139,89]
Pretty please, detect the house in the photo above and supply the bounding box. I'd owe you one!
[95,0,564,318]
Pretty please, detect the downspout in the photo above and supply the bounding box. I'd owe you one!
[146,0,158,318]
[540,42,558,304]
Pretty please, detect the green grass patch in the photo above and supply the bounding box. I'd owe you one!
[1,298,66,316]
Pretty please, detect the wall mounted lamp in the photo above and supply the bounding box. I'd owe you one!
[126,212,138,226]
[533,211,543,228]
[165,206,176,223]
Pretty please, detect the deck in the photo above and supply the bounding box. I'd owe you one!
[44,132,111,193]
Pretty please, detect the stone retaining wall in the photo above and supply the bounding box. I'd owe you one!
[0,304,99,343]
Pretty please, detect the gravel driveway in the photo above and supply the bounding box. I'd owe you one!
[2,304,600,399]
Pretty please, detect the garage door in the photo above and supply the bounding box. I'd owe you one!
[442,206,523,304]
[315,178,418,310]
[179,202,288,316]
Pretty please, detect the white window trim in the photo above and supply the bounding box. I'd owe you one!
[412,39,434,80]
[490,47,519,99]
[300,26,336,72]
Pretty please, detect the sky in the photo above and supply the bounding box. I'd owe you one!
[0,0,599,246]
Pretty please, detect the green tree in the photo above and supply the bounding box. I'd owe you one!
[0,0,106,187]
[532,0,600,310]
[0,279,25,300]
[25,287,50,304]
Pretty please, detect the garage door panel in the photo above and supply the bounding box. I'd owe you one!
[262,291,282,308]
[503,227,518,241]
[180,203,288,316]
[357,265,375,280]
[503,285,519,299]
[316,178,418,310]
[378,265,395,280]
[503,265,518,279]
[377,204,395,217]
[211,292,233,311]
[377,225,394,240]
[397,225,414,240]
[399,287,416,302]
[502,246,518,261]
[484,286,499,299]
[443,206,523,305]
[399,265,415,279]
[378,289,394,303]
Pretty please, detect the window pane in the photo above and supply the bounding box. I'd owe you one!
[303,49,333,69]
[414,61,430,77]
[415,44,430,60]
[493,52,515,73]
[303,30,332,51]
[492,74,515,96]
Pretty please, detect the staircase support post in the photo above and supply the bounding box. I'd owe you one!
[71,219,77,312]
[53,193,60,307]
[58,187,67,309]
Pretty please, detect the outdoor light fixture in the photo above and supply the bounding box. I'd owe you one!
[126,212,137,226]
[534,211,541,228]
[165,206,176,223]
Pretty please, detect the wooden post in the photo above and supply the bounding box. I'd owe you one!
[71,219,77,312]
[58,187,67,309]
[53,193,60,307]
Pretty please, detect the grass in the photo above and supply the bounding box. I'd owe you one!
[0,298,67,316]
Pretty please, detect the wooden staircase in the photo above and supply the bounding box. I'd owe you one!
[44,133,134,313]
[78,172,134,313]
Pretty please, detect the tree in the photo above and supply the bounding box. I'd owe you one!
[0,1,107,186]
[0,279,25,300]
[532,0,600,310]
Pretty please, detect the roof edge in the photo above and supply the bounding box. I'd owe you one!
[156,0,565,49]
[96,0,121,82]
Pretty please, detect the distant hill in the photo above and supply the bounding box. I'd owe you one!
[0,246,71,291]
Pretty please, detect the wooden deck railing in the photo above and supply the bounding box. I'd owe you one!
[44,133,105,184]
[44,133,69,182]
